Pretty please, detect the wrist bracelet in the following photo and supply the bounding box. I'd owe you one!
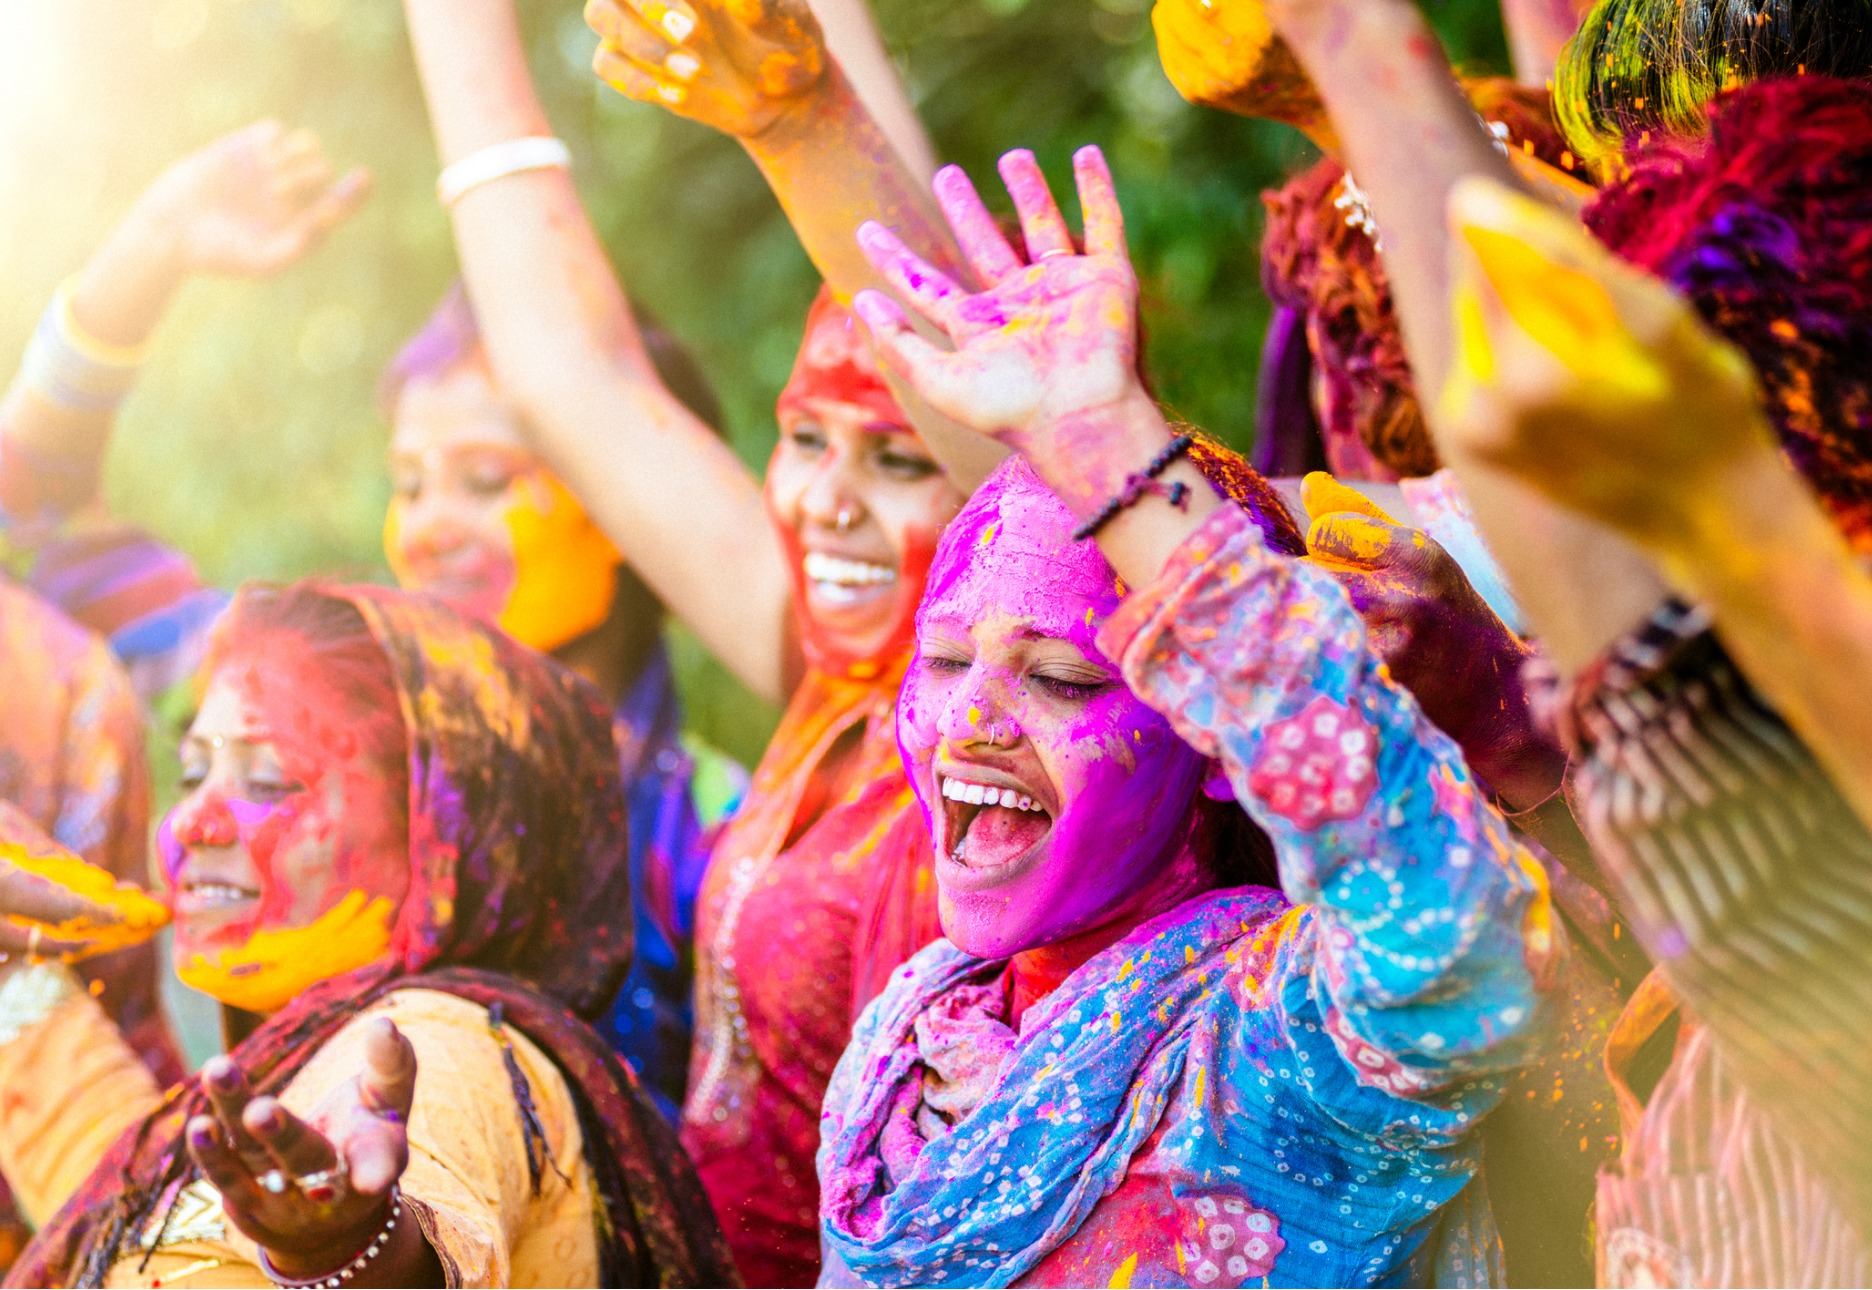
[1070,433,1196,542]
[436,137,571,209]
[258,1186,402,1288]
[17,279,150,415]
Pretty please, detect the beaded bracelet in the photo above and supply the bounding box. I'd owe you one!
[258,1187,402,1289]
[1070,433,1195,542]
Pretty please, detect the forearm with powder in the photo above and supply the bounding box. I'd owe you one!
[1273,0,1667,675]
[1653,448,1872,832]
[402,0,792,702]
[741,70,1011,489]
[0,196,191,518]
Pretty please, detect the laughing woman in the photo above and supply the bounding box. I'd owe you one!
[811,150,1561,1286]
[0,583,732,1288]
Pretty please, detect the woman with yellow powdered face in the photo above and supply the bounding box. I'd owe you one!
[0,581,734,1288]
[0,120,745,1120]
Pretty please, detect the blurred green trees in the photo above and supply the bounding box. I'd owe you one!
[0,0,1508,767]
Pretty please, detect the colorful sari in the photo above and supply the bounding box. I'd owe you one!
[8,584,736,1288]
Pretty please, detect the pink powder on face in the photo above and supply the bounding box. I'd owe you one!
[898,457,1210,958]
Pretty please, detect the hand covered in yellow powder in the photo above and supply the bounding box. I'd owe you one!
[1150,0,1332,146]
[0,805,168,961]
[586,0,828,138]
[133,119,370,279]
[1303,473,1563,807]
[1440,176,1780,554]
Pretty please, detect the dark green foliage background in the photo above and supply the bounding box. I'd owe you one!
[0,0,1507,768]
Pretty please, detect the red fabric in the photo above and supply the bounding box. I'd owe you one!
[774,288,905,430]
[681,662,930,1286]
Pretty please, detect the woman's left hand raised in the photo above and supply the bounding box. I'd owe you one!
[852,146,1162,516]
[186,1017,421,1280]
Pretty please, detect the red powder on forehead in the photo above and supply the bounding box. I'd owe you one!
[776,286,910,430]
[206,584,409,790]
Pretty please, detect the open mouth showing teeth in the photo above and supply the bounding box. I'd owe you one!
[939,774,1052,870]
[182,882,261,909]
[803,552,897,606]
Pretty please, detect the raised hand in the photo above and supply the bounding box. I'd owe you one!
[586,0,827,137]
[134,119,370,279]
[852,146,1157,509]
[187,1018,423,1281]
[1440,177,1775,550]
[1300,473,1561,806]
[1150,0,1331,145]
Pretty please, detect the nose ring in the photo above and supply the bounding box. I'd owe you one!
[835,507,856,533]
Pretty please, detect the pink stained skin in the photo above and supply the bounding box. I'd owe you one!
[896,458,1213,969]
[160,639,410,968]
[852,147,1151,518]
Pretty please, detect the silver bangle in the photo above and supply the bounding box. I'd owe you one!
[435,136,570,209]
[258,1186,402,1289]
[0,960,81,1046]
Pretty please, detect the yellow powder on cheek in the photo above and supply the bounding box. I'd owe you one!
[382,501,415,588]
[178,890,395,1015]
[498,474,622,653]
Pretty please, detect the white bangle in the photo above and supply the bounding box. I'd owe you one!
[435,137,571,209]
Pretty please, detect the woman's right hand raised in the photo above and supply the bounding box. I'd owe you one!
[586,0,829,138]
[131,119,370,281]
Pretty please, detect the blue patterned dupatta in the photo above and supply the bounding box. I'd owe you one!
[817,887,1292,1287]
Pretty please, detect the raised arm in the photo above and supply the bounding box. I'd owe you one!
[1441,176,1872,833]
[583,0,1009,489]
[402,0,792,702]
[1,120,366,530]
[1242,0,1670,675]
[858,149,1554,1095]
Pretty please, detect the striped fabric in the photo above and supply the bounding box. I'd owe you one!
[1561,599,1872,1286]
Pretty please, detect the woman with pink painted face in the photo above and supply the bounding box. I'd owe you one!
[806,149,1564,1286]
[0,581,734,1288]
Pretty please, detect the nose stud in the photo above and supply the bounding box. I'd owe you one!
[835,507,856,533]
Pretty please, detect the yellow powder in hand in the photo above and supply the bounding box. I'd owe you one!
[0,841,170,958]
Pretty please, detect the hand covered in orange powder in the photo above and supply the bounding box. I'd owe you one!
[852,146,1154,515]
[1440,176,1780,557]
[1150,0,1332,146]
[585,0,827,138]
[134,119,370,279]
[1303,473,1564,808]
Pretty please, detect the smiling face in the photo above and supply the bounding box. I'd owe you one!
[897,459,1210,958]
[764,295,965,676]
[159,632,411,1012]
[385,355,621,653]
